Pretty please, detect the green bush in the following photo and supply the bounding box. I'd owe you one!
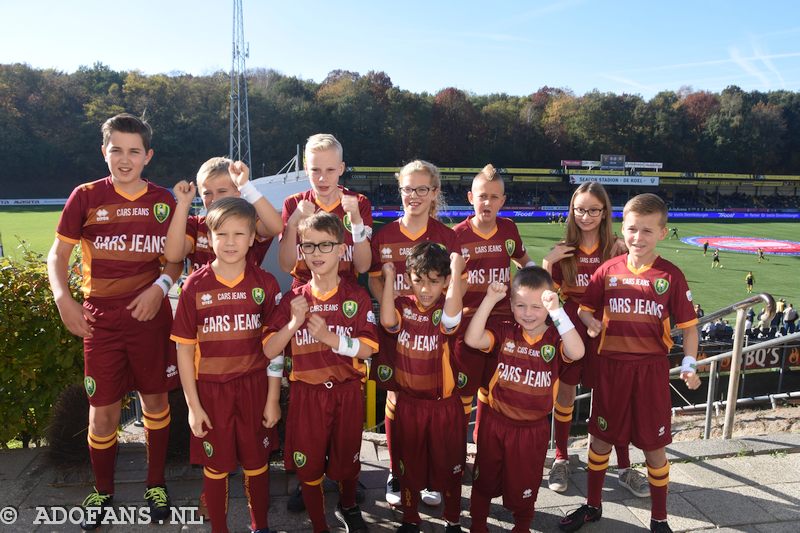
[0,240,84,448]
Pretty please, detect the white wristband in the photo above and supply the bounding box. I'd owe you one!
[239,181,264,204]
[549,307,575,335]
[441,310,462,330]
[681,356,698,373]
[152,274,174,297]
[351,221,367,243]
[333,336,361,358]
[267,355,285,377]
[525,260,537,267]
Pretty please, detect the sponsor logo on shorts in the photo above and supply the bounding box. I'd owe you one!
[353,452,359,463]
[457,372,468,389]
[522,488,533,499]
[377,364,393,382]
[203,441,214,457]
[263,437,270,449]
[342,300,358,319]
[453,464,462,475]
[153,203,170,223]
[293,451,307,468]
[597,416,608,431]
[166,364,177,378]
[432,309,442,326]
[505,239,515,256]
[658,426,665,437]
[654,278,670,295]
[343,212,353,232]
[252,287,265,305]
[541,344,556,363]
[84,376,96,397]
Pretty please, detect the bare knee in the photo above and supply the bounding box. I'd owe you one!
[89,403,122,435]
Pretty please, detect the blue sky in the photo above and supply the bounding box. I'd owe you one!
[2,0,800,99]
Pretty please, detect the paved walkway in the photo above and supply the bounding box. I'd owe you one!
[2,429,799,532]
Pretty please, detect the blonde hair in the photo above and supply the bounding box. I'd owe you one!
[395,159,445,219]
[560,182,616,286]
[196,156,233,188]
[304,133,343,162]
[623,193,668,227]
[472,163,504,192]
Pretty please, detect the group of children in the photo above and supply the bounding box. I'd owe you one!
[48,113,702,533]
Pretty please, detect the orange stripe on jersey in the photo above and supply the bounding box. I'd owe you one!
[171,334,197,345]
[89,271,156,300]
[398,222,427,241]
[359,337,379,352]
[56,232,79,245]
[80,240,94,298]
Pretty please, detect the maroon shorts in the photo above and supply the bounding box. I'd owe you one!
[394,394,466,495]
[189,371,277,472]
[588,357,672,451]
[82,297,178,406]
[473,407,549,514]
[284,379,364,483]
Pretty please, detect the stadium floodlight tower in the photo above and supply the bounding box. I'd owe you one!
[229,0,252,170]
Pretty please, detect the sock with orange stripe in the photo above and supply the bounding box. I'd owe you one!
[203,467,230,533]
[142,405,171,487]
[339,477,357,509]
[647,461,670,521]
[468,488,490,533]
[301,479,328,532]
[243,465,270,531]
[615,444,631,470]
[553,400,574,461]
[587,444,611,508]
[88,431,118,494]
[385,399,396,472]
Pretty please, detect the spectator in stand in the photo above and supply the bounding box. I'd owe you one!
[784,303,797,334]
[773,299,786,329]
[694,304,704,319]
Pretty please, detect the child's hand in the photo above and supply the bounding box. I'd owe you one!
[584,316,603,338]
[544,242,575,265]
[288,295,309,329]
[450,252,466,277]
[188,405,212,438]
[681,370,701,390]
[382,262,396,279]
[341,194,362,224]
[262,400,281,428]
[127,285,164,321]
[290,200,315,226]
[56,297,96,338]
[541,290,560,312]
[485,282,508,304]
[306,314,333,345]
[173,180,196,205]
[229,160,250,188]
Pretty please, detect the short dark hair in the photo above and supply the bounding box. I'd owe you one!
[205,197,256,234]
[511,266,553,293]
[101,113,153,152]
[298,211,344,243]
[623,193,668,227]
[405,242,451,279]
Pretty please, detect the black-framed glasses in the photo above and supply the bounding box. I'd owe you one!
[573,207,604,217]
[399,186,436,197]
[299,241,341,254]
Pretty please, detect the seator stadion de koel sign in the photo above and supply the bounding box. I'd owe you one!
[569,174,659,186]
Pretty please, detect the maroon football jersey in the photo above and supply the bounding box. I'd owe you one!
[262,277,379,385]
[185,215,272,272]
[387,294,458,400]
[56,176,176,301]
[483,320,563,423]
[171,263,281,383]
[580,254,698,360]
[281,187,373,286]
[454,216,526,318]
[368,218,458,297]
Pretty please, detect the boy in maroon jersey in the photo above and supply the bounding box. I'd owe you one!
[379,242,466,533]
[263,212,378,533]
[279,133,373,288]
[560,193,701,533]
[171,198,282,533]
[164,157,282,271]
[47,113,182,529]
[464,267,584,532]
[453,164,533,435]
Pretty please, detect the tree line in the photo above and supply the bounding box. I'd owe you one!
[2,62,800,197]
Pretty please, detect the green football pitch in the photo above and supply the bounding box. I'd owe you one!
[1,207,797,317]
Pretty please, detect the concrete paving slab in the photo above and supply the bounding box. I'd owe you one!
[688,486,779,527]
[677,458,755,489]
[735,483,800,522]
[755,522,800,533]
[623,492,713,532]
[717,454,800,486]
